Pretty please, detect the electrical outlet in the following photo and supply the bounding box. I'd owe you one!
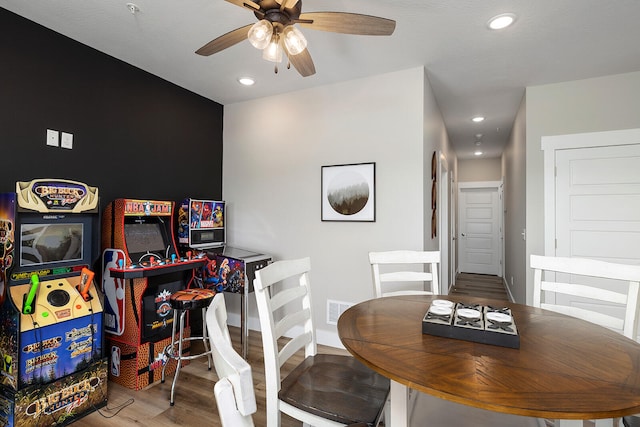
[46,129,59,147]
[61,132,73,149]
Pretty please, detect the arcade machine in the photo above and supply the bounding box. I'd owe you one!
[177,198,271,359]
[0,179,107,427]
[101,199,206,390]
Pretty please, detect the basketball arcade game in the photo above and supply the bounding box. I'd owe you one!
[0,179,107,427]
[101,199,206,390]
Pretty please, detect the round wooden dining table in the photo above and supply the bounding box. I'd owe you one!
[337,294,640,427]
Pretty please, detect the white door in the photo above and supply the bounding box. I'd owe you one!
[543,129,640,328]
[458,182,502,275]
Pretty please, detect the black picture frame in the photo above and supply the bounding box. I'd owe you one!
[321,162,376,222]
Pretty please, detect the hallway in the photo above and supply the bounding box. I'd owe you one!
[450,273,508,300]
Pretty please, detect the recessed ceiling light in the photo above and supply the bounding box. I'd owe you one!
[472,116,485,123]
[488,13,516,30]
[474,150,483,156]
[238,77,255,86]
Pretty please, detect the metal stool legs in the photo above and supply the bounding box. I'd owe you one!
[161,305,213,405]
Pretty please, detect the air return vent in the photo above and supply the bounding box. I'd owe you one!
[327,300,353,325]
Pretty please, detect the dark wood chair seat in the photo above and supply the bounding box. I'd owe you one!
[279,353,389,426]
[624,416,640,427]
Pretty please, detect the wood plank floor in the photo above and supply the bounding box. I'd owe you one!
[74,329,343,427]
[75,274,506,426]
[449,273,508,300]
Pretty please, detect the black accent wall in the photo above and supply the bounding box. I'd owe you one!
[0,8,224,208]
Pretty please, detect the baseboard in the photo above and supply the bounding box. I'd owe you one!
[502,276,516,302]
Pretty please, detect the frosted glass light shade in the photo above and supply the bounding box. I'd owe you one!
[283,25,307,55]
[248,20,273,49]
[262,38,283,63]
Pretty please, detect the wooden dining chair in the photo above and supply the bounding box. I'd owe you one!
[531,254,640,427]
[253,257,390,427]
[206,293,256,427]
[369,250,440,297]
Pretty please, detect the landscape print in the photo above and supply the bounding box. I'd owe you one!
[321,163,375,222]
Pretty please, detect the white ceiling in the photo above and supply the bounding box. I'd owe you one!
[3,0,640,159]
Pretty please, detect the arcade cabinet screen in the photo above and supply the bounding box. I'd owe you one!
[20,223,83,266]
[124,222,168,255]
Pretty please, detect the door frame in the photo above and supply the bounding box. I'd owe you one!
[457,180,503,275]
[541,128,640,256]
[438,151,450,294]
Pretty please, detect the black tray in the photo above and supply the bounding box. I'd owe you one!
[422,300,520,349]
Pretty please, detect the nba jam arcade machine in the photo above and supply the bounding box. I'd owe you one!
[101,199,206,390]
[0,179,107,427]
[178,198,271,359]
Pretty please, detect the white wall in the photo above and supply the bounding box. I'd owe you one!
[525,71,640,303]
[223,67,451,347]
[502,94,526,303]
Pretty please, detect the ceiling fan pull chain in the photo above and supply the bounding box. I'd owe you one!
[274,63,279,74]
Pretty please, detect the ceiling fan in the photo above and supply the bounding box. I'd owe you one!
[195,0,396,77]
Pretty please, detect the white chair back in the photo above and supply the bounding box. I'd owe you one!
[531,255,640,339]
[254,257,389,427]
[206,293,256,427]
[253,257,317,427]
[369,250,440,298]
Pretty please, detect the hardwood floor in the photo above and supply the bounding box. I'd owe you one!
[74,329,343,427]
[450,272,509,300]
[75,275,505,426]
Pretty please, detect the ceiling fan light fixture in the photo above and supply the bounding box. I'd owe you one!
[248,20,273,49]
[472,116,485,123]
[283,25,307,55]
[263,36,283,63]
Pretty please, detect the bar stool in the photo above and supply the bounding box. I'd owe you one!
[161,288,216,405]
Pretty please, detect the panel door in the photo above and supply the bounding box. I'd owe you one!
[458,186,501,275]
[554,143,640,322]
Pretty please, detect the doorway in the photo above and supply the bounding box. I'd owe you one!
[458,181,503,275]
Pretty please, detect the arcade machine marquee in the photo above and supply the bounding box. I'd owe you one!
[0,179,107,427]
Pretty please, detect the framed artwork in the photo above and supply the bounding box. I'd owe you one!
[321,162,376,222]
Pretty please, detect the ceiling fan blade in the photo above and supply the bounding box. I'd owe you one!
[224,0,261,12]
[298,12,396,35]
[286,47,316,77]
[277,0,299,10]
[195,24,253,56]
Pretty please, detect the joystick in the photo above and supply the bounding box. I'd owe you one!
[23,274,39,314]
[77,267,95,302]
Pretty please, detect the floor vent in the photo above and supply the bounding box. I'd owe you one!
[327,299,353,325]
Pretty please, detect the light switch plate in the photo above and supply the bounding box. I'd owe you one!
[61,132,73,149]
[46,129,59,147]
